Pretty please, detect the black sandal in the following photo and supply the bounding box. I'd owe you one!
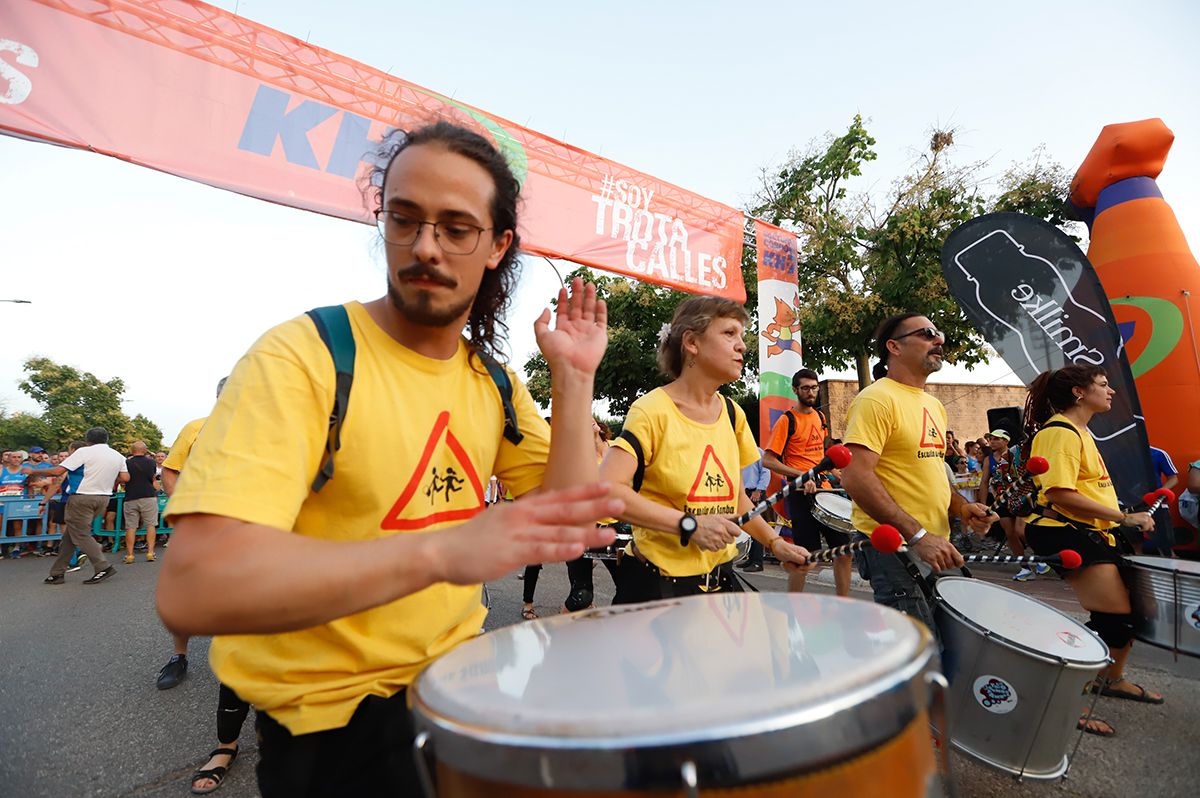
[191,747,238,795]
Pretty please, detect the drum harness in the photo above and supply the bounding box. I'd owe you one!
[618,397,758,593]
[1024,421,1125,550]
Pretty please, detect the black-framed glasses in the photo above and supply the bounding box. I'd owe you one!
[374,210,492,255]
[891,326,944,343]
[796,385,820,393]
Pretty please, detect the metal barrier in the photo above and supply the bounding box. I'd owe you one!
[0,494,173,552]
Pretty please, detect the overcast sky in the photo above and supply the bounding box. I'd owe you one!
[2,0,1197,440]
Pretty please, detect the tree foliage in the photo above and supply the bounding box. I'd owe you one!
[3,357,164,451]
[523,258,759,418]
[753,116,1075,387]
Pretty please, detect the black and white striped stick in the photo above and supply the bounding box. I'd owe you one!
[733,445,853,526]
[806,537,872,563]
[961,552,1076,566]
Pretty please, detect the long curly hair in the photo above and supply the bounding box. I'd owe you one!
[368,121,523,362]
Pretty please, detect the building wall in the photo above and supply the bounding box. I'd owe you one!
[819,379,1028,443]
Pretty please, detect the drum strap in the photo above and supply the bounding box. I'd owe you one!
[620,396,736,493]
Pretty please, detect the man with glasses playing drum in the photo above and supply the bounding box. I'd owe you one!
[841,313,997,629]
[762,368,850,595]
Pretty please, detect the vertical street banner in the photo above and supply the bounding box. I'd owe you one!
[754,220,802,444]
[0,0,746,301]
[940,212,1156,506]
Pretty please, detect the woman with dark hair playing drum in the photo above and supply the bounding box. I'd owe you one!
[1022,365,1163,736]
[601,297,811,602]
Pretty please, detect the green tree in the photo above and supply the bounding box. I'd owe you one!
[0,409,53,451]
[14,357,163,451]
[522,258,759,418]
[754,116,1074,388]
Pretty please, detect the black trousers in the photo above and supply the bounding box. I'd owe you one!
[612,556,743,604]
[255,690,421,797]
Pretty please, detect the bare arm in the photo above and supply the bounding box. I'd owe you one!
[161,468,179,496]
[600,446,688,533]
[1162,474,1179,492]
[1044,487,1152,531]
[841,443,962,571]
[762,450,805,480]
[157,483,623,636]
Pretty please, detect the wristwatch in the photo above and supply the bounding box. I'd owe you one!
[678,513,698,546]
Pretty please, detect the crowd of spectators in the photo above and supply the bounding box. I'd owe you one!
[1,443,169,560]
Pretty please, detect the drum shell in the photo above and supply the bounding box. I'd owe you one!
[811,494,854,535]
[935,584,1108,780]
[410,594,942,794]
[1126,557,1200,657]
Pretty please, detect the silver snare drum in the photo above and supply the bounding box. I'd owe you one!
[811,492,854,534]
[410,593,946,796]
[934,577,1110,780]
[583,525,633,561]
[1126,555,1200,658]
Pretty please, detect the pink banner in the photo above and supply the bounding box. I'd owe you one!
[0,0,746,301]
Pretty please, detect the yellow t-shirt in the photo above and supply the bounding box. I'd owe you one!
[611,388,759,577]
[162,417,206,472]
[166,301,551,735]
[843,377,951,538]
[1028,414,1117,530]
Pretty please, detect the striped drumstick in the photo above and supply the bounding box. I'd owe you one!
[962,550,1082,568]
[805,524,904,563]
[733,445,852,526]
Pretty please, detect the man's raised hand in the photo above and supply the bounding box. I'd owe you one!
[534,277,608,378]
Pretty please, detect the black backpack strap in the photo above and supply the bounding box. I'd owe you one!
[618,430,646,493]
[306,306,356,493]
[1040,420,1082,438]
[724,396,737,434]
[785,409,796,445]
[475,351,523,445]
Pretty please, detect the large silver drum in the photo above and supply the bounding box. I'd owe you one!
[934,577,1110,780]
[1126,555,1200,658]
[410,593,946,796]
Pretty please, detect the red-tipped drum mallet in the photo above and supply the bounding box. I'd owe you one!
[1141,488,1175,516]
[804,523,902,563]
[733,445,853,526]
[875,520,1082,570]
[961,549,1083,569]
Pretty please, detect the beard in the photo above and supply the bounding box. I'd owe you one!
[923,349,944,374]
[798,393,819,408]
[387,267,474,328]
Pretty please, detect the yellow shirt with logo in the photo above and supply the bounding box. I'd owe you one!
[843,377,951,538]
[611,388,759,577]
[166,302,550,735]
[1028,414,1117,530]
[162,417,206,472]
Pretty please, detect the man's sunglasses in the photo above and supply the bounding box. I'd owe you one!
[891,326,944,342]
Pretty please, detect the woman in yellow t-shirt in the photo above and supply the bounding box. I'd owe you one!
[1021,365,1162,736]
[602,297,811,603]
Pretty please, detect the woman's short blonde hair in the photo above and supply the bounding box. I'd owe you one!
[656,296,750,379]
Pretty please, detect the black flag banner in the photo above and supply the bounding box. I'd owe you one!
[941,212,1155,507]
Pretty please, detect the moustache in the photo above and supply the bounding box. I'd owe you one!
[929,348,944,357]
[395,263,457,288]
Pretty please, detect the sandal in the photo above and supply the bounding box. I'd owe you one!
[1092,680,1164,704]
[123,555,135,564]
[1077,714,1115,737]
[146,552,156,562]
[191,747,238,794]
[521,606,538,621]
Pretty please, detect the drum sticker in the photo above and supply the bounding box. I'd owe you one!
[1057,631,1084,648]
[973,675,1018,714]
[1188,603,1200,631]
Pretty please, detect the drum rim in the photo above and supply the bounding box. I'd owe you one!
[410,596,940,789]
[934,577,1109,666]
[1125,555,1200,575]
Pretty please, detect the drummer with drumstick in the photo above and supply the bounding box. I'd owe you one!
[840,314,997,630]
[601,297,812,603]
[760,368,851,595]
[1020,366,1163,736]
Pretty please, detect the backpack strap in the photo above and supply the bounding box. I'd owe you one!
[1028,420,1088,526]
[306,306,355,494]
[474,351,523,445]
[724,396,737,434]
[618,430,647,493]
[785,408,796,446]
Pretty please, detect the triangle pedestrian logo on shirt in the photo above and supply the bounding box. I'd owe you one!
[919,407,946,450]
[687,445,735,502]
[381,411,486,531]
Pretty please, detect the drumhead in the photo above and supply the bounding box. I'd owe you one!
[1126,555,1200,576]
[935,577,1107,663]
[411,593,935,788]
[814,492,852,519]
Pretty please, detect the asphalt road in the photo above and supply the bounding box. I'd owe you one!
[1,552,1196,797]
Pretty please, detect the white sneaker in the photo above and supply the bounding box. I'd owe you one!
[1033,562,1051,575]
[1013,567,1034,582]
